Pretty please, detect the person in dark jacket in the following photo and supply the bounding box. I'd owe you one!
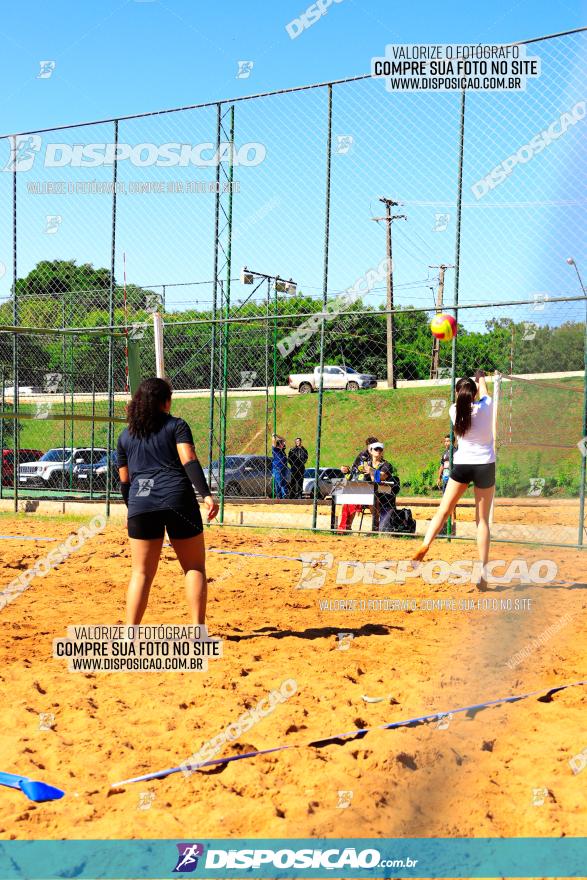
[117,377,218,625]
[287,437,308,499]
[271,433,289,498]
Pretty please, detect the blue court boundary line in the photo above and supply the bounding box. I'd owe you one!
[111,678,586,787]
[0,534,58,541]
[0,537,300,559]
[208,547,303,562]
[0,536,304,575]
[1,537,583,575]
[0,536,301,558]
[165,543,303,561]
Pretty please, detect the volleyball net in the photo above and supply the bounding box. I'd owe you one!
[2,289,585,548]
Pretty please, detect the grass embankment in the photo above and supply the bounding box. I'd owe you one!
[9,376,583,497]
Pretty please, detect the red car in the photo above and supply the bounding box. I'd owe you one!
[1,449,44,485]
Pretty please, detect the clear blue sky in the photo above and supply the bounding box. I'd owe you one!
[0,0,584,128]
[0,0,585,331]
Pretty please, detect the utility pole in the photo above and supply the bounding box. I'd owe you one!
[372,198,406,389]
[429,263,454,380]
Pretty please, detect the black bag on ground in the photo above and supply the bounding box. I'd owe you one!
[379,506,416,534]
[387,475,400,497]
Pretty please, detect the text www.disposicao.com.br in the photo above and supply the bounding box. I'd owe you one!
[70,657,203,671]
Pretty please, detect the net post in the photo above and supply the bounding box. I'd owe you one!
[105,118,119,519]
[489,371,502,528]
[272,280,278,440]
[0,367,4,500]
[90,379,96,500]
[447,88,466,541]
[11,136,19,513]
[61,296,67,491]
[153,312,165,378]
[218,105,235,525]
[579,307,587,546]
[69,292,74,491]
[312,82,333,531]
[208,102,222,482]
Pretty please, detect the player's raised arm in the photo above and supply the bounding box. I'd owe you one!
[475,368,489,399]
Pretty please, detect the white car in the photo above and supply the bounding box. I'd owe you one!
[4,386,40,397]
[18,447,108,489]
[288,365,377,393]
[302,467,346,499]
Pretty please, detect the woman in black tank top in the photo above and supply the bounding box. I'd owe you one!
[117,378,218,624]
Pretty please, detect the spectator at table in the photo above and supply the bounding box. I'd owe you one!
[350,435,379,480]
[358,441,399,531]
[337,435,379,532]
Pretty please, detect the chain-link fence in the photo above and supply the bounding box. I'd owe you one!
[0,29,585,546]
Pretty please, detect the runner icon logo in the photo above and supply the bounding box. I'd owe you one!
[173,843,204,873]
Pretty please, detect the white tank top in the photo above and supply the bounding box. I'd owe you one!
[449,395,495,465]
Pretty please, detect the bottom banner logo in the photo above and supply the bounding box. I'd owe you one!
[173,843,205,873]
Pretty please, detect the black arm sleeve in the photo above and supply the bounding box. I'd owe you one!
[183,458,212,499]
[120,482,130,506]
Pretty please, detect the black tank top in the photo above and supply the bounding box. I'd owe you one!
[116,414,197,516]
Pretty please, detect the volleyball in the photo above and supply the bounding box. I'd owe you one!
[430,313,457,342]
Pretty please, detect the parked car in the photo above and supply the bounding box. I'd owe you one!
[18,446,108,489]
[302,467,346,499]
[3,386,42,397]
[74,451,119,491]
[205,455,275,497]
[1,448,44,485]
[288,365,377,393]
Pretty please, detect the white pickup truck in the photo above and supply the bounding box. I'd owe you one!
[288,365,378,394]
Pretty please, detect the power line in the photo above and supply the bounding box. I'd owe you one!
[394,223,431,264]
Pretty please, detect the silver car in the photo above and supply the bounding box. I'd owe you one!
[302,467,346,499]
[205,455,275,497]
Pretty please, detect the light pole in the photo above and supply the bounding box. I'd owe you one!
[429,264,454,380]
[372,199,407,389]
[566,257,586,295]
[566,257,587,546]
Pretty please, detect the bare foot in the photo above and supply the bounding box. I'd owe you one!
[412,544,429,562]
[477,577,488,591]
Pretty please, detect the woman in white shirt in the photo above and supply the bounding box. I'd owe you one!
[413,370,495,589]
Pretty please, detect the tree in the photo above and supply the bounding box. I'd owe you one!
[13,260,155,315]
[15,260,111,308]
[0,403,21,444]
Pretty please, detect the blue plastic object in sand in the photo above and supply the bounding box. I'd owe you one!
[0,771,64,802]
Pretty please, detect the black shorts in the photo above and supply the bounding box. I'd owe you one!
[127,505,203,540]
[450,462,495,489]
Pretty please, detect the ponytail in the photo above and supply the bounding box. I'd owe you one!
[454,378,477,437]
[127,377,172,438]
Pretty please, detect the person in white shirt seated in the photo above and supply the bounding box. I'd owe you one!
[412,369,495,590]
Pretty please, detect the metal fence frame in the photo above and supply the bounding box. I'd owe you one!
[1,290,585,548]
[0,27,586,547]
